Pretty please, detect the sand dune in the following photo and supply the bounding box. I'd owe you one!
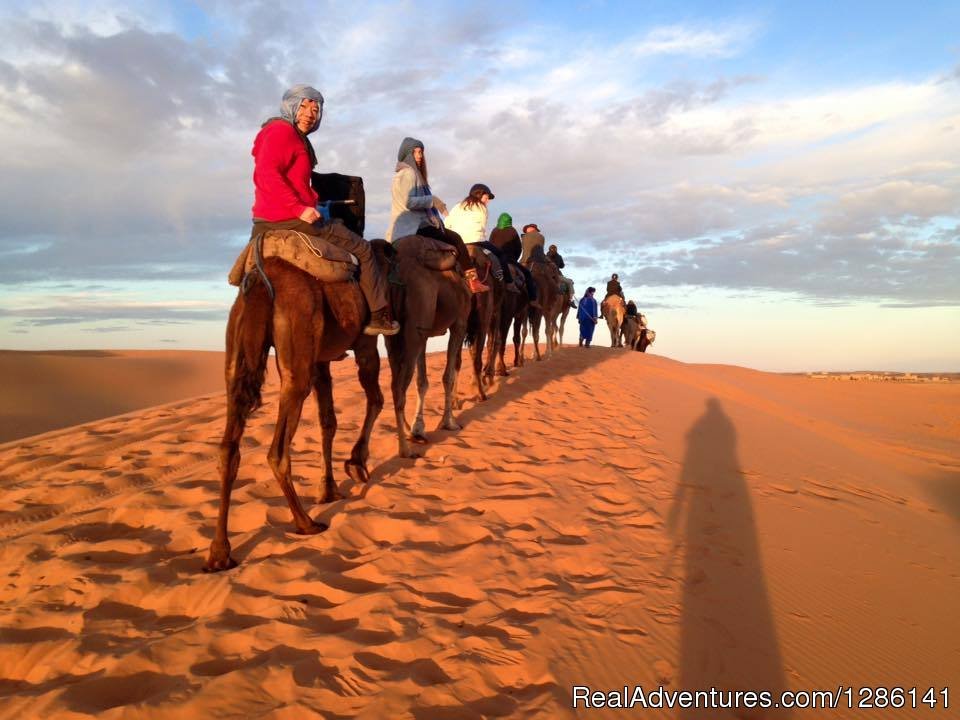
[0,347,957,718]
[0,350,225,443]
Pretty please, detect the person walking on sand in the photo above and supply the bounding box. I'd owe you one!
[386,137,489,293]
[578,287,599,347]
[251,85,398,335]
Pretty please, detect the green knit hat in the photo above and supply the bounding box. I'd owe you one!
[496,212,512,229]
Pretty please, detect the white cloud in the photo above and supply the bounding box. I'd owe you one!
[631,23,755,58]
[0,2,956,312]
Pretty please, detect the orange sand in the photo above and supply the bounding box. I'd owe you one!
[0,350,224,443]
[0,347,957,718]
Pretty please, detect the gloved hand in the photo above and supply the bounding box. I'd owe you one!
[432,196,448,216]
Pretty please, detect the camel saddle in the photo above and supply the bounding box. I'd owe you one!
[228,227,359,288]
[392,234,458,271]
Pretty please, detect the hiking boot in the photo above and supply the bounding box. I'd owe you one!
[363,307,400,336]
[465,268,490,293]
[569,300,577,309]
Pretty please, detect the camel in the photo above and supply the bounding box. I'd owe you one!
[486,262,528,376]
[465,246,503,398]
[601,294,626,347]
[558,278,575,345]
[520,258,563,362]
[205,257,384,572]
[377,236,471,459]
[621,314,639,349]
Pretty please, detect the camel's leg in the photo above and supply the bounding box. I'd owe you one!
[545,313,556,358]
[410,350,430,443]
[267,349,324,534]
[389,328,422,458]
[313,362,342,504]
[345,336,383,485]
[206,296,270,573]
[496,306,512,376]
[482,321,497,383]
[516,315,527,367]
[531,313,543,361]
[440,319,467,431]
[469,323,488,402]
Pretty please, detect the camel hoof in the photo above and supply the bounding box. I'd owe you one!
[203,544,237,573]
[344,461,370,484]
[409,433,429,445]
[440,421,462,432]
[399,448,423,459]
[295,519,328,535]
[496,369,509,377]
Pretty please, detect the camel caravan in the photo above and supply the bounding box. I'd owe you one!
[206,85,653,572]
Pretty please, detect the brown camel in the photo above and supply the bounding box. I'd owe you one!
[622,314,639,349]
[205,257,384,572]
[465,245,503,399]
[602,294,626,347]
[558,278,575,345]
[521,259,563,362]
[378,236,471,459]
[488,262,528,376]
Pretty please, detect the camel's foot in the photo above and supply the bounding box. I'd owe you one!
[398,446,423,459]
[203,541,238,573]
[409,433,429,445]
[295,519,328,535]
[344,460,370,484]
[319,482,344,503]
[496,367,509,377]
[439,417,462,432]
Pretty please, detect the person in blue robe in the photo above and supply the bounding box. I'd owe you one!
[577,287,599,347]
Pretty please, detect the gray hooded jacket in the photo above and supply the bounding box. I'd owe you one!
[386,136,443,243]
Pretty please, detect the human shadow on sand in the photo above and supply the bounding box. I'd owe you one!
[667,398,790,719]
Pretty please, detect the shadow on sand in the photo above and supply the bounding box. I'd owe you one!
[667,398,790,718]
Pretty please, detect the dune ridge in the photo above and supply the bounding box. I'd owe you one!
[0,347,957,718]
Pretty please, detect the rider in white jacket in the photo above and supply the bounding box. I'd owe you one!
[444,183,493,244]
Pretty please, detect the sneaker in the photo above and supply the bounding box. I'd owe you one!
[363,308,400,336]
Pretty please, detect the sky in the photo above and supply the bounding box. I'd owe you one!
[0,0,958,371]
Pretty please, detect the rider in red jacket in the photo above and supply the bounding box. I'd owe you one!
[251,85,398,336]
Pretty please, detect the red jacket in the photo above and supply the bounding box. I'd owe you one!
[251,120,317,221]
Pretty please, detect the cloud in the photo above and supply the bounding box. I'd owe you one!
[631,23,755,59]
[1,298,229,326]
[0,1,957,317]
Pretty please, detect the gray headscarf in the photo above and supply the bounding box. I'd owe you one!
[279,85,324,134]
[397,136,424,171]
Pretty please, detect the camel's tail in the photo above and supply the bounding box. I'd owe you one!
[225,285,272,417]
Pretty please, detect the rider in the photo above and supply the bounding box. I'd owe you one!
[605,273,625,301]
[625,299,638,318]
[444,183,513,283]
[251,85,398,335]
[386,137,488,293]
[547,243,576,309]
[520,223,547,266]
[489,212,538,305]
[547,244,564,269]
